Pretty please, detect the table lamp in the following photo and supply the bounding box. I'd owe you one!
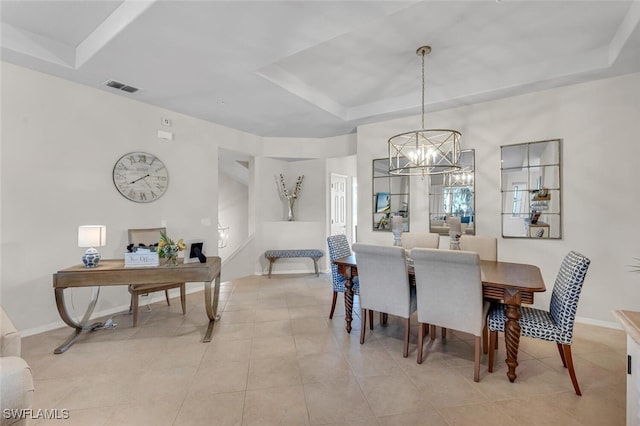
[391,215,404,246]
[78,225,106,268]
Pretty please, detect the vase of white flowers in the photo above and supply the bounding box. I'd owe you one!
[278,174,304,221]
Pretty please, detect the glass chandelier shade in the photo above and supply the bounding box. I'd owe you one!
[217,222,229,249]
[388,46,461,176]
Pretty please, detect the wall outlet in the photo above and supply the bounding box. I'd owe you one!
[161,117,172,126]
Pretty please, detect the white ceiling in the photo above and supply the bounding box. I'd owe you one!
[2,1,639,138]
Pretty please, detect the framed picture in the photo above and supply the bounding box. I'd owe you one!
[183,239,207,263]
[375,192,391,213]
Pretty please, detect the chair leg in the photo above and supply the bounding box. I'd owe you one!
[403,318,410,358]
[430,325,436,341]
[474,336,481,382]
[562,344,582,396]
[488,330,497,372]
[329,291,338,319]
[360,308,367,344]
[180,284,186,315]
[132,294,139,327]
[417,322,425,364]
[557,342,567,367]
[442,327,447,339]
[164,289,171,306]
[369,310,374,329]
[483,322,489,354]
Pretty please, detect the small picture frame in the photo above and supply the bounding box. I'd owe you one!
[183,239,207,263]
[375,192,391,213]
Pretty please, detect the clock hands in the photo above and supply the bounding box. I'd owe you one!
[128,174,150,185]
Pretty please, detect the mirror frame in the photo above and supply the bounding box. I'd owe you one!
[372,158,410,232]
[500,139,562,239]
[429,149,476,236]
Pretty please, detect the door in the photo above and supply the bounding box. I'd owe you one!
[330,174,348,236]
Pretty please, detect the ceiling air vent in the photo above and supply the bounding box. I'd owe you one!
[104,80,140,93]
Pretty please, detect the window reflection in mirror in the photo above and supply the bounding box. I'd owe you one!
[501,139,561,239]
[429,149,475,236]
[372,158,409,232]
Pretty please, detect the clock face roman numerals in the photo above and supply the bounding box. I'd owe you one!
[112,152,169,203]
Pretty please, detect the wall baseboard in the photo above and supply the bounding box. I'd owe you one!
[20,283,205,337]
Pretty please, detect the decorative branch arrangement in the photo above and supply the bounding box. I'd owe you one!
[278,174,304,221]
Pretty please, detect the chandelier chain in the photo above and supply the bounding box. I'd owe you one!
[421,49,425,130]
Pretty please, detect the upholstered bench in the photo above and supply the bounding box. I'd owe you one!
[264,249,324,278]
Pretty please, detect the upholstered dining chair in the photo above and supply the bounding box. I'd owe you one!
[488,250,591,395]
[352,243,416,358]
[128,227,186,327]
[411,248,490,382]
[459,235,498,261]
[326,234,360,319]
[459,234,498,352]
[401,232,440,250]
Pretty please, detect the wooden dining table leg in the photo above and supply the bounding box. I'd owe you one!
[503,288,522,382]
[338,264,354,333]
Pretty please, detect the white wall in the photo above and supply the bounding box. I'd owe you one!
[254,157,327,275]
[218,170,249,259]
[0,62,262,332]
[358,72,640,326]
[3,60,638,333]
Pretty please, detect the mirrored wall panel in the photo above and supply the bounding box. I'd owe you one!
[429,149,475,236]
[372,158,409,232]
[501,139,561,239]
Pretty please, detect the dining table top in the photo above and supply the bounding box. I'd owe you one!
[332,254,546,294]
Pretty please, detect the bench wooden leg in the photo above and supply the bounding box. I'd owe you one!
[313,257,320,276]
[267,258,276,278]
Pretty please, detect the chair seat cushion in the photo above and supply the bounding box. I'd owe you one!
[488,303,570,345]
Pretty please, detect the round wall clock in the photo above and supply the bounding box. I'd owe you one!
[112,151,169,203]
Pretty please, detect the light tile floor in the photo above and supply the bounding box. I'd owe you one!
[22,273,627,425]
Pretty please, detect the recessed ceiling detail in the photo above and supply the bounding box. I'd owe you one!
[1,1,639,138]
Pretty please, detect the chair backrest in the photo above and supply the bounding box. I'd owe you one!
[549,251,591,341]
[411,248,484,336]
[459,235,498,261]
[327,234,353,289]
[352,243,413,319]
[128,227,166,246]
[401,232,440,250]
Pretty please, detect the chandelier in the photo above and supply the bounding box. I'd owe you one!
[388,46,461,176]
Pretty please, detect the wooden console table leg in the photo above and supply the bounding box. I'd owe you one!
[53,286,102,354]
[503,288,522,382]
[203,273,222,342]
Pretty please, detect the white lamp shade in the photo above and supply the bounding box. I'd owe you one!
[78,225,107,247]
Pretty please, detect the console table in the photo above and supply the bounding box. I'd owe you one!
[52,257,221,354]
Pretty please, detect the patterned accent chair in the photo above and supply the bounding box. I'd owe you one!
[487,250,591,395]
[326,235,360,319]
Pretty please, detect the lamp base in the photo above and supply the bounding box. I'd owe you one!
[82,248,101,268]
[392,230,403,247]
[449,232,461,250]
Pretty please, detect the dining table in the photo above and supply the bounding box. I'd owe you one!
[332,254,546,383]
